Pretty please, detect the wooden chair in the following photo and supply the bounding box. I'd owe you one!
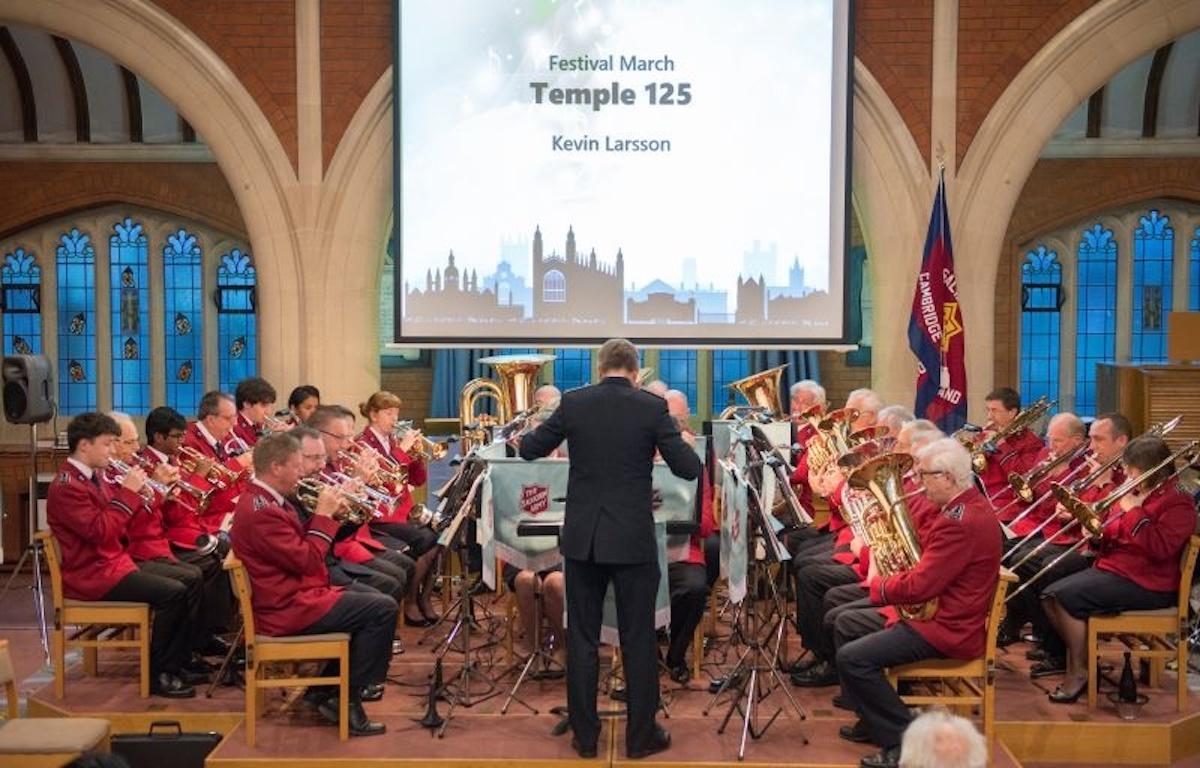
[0,638,111,767]
[887,568,1018,753]
[224,555,350,745]
[36,531,150,699]
[1087,534,1200,712]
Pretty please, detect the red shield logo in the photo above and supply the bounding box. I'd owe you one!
[520,484,550,515]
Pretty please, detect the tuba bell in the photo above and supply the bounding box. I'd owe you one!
[717,364,787,420]
[459,354,556,453]
[846,452,937,621]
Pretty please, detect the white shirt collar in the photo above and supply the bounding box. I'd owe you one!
[147,446,171,464]
[369,426,390,447]
[251,477,285,505]
[196,421,220,448]
[67,457,94,480]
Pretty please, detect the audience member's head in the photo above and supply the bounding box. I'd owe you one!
[899,710,987,768]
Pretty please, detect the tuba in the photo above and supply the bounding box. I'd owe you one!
[459,354,555,453]
[847,452,937,620]
[717,364,787,420]
[971,396,1054,473]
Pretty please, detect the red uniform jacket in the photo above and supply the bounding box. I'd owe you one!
[183,422,247,532]
[356,428,426,523]
[788,422,817,514]
[1009,449,1089,538]
[870,485,1002,659]
[324,460,389,564]
[229,412,260,452]
[230,480,344,636]
[106,454,174,562]
[682,467,716,566]
[46,460,144,600]
[874,478,941,625]
[1095,483,1195,593]
[978,428,1044,501]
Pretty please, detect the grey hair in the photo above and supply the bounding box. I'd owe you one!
[917,437,974,490]
[790,379,826,403]
[846,388,885,416]
[1049,411,1086,439]
[106,411,134,429]
[907,426,945,453]
[899,710,987,768]
[878,404,915,433]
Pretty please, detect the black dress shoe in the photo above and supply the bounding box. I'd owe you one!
[610,684,627,703]
[317,698,387,736]
[302,687,333,709]
[1048,680,1086,704]
[995,628,1021,648]
[571,736,598,758]
[627,725,671,759]
[182,654,215,674]
[668,664,691,685]
[1025,646,1047,662]
[392,639,405,656]
[839,719,873,744]
[786,656,818,674]
[1030,657,1066,679]
[831,693,855,711]
[177,668,211,686]
[860,746,901,768]
[151,672,196,699]
[790,660,838,687]
[200,635,232,657]
[360,683,385,702]
[403,614,436,628]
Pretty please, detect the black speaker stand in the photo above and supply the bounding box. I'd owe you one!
[0,423,51,665]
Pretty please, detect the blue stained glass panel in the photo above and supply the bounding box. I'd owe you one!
[163,229,204,414]
[1190,226,1198,312]
[1131,210,1173,363]
[658,349,697,409]
[2,248,42,357]
[553,349,591,392]
[1020,246,1061,410]
[216,249,257,393]
[56,228,96,414]
[711,349,750,416]
[110,218,150,414]
[1075,224,1116,416]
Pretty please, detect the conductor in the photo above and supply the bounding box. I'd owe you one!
[520,338,701,759]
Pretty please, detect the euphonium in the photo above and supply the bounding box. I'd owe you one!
[971,396,1054,472]
[806,407,859,479]
[459,354,555,453]
[847,452,937,621]
[717,364,787,420]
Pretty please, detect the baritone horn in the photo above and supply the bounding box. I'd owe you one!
[847,452,937,620]
[717,364,787,420]
[459,354,556,453]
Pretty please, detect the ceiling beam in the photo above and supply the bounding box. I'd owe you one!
[0,26,37,141]
[51,34,89,142]
[1142,42,1174,139]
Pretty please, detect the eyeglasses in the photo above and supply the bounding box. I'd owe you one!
[317,428,353,442]
[917,469,946,478]
[302,453,328,462]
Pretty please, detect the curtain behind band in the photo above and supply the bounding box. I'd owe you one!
[429,348,496,418]
[748,349,820,399]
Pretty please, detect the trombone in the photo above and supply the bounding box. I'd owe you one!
[971,396,1054,473]
[1006,439,1200,601]
[393,420,449,461]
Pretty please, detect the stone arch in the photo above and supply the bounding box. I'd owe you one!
[0,0,305,387]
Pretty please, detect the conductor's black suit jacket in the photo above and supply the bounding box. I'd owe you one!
[519,376,701,564]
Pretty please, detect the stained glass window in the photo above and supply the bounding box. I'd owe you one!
[711,349,750,416]
[2,248,42,357]
[1020,246,1061,409]
[163,229,204,413]
[56,228,96,414]
[658,349,697,408]
[1190,226,1199,312]
[216,249,257,393]
[109,218,150,414]
[1075,224,1117,416]
[553,348,590,391]
[1131,210,1173,363]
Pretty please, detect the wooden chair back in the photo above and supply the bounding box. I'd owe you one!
[223,554,256,650]
[33,532,64,617]
[0,639,17,719]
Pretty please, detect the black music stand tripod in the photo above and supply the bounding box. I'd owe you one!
[498,519,565,715]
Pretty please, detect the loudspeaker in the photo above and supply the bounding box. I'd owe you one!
[3,354,54,425]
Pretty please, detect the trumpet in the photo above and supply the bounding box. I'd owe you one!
[106,459,160,503]
[128,454,213,509]
[1006,439,1200,600]
[394,421,448,461]
[971,396,1054,473]
[260,414,293,435]
[320,470,397,508]
[296,477,378,525]
[337,445,408,486]
[178,446,242,488]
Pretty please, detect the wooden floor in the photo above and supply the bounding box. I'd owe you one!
[3,578,1198,767]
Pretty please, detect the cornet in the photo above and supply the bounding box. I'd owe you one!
[296,478,378,525]
[393,421,448,461]
[320,470,397,508]
[107,459,161,503]
[130,454,212,508]
[337,445,408,486]
[178,446,242,488]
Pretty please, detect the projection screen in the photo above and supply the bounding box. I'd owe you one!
[393,0,853,347]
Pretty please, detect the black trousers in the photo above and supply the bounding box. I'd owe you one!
[810,584,870,662]
[837,622,941,749]
[781,524,824,558]
[329,556,406,603]
[794,561,859,651]
[565,557,660,753]
[831,603,885,652]
[104,569,192,676]
[666,562,708,668]
[137,558,205,653]
[299,589,398,702]
[1011,541,1091,659]
[172,545,233,637]
[703,532,721,588]
[369,521,437,556]
[789,534,835,571]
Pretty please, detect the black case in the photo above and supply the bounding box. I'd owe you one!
[111,721,222,768]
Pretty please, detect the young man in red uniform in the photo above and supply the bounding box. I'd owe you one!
[836,437,1002,768]
[974,387,1045,504]
[46,412,199,698]
[147,405,235,657]
[230,377,277,450]
[1040,434,1195,704]
[230,432,397,736]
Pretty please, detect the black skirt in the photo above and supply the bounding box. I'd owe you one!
[1041,566,1175,620]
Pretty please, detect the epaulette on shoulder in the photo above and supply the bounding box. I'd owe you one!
[942,503,964,521]
[55,471,71,484]
[252,494,268,511]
